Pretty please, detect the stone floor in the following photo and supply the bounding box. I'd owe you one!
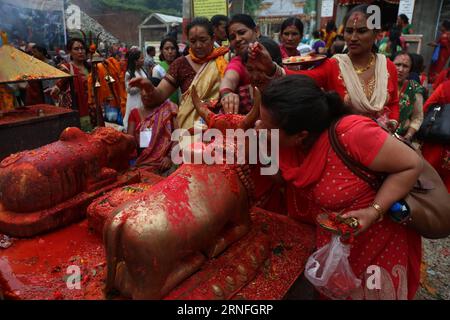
[415,236,450,300]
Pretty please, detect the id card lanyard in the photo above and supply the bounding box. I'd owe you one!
[140,128,152,148]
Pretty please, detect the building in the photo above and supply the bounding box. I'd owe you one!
[257,0,319,40]
[138,13,182,51]
[318,0,447,71]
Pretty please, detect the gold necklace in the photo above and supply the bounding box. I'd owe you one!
[353,54,375,74]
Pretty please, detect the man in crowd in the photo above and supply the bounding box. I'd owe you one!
[211,14,229,47]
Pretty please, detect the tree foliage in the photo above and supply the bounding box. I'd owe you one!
[244,0,263,18]
[94,0,182,16]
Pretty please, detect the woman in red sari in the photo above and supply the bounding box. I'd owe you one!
[279,17,303,59]
[249,4,400,130]
[127,78,178,176]
[428,20,450,84]
[421,79,450,192]
[257,75,423,299]
[48,38,91,131]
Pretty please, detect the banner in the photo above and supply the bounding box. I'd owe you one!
[192,0,228,19]
[398,0,415,23]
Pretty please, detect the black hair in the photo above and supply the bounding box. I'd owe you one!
[146,46,155,54]
[410,54,423,73]
[443,20,450,32]
[325,20,337,33]
[127,49,142,79]
[398,14,409,25]
[150,77,161,87]
[389,26,402,60]
[258,36,282,66]
[262,75,347,135]
[280,17,304,37]
[312,30,320,39]
[228,14,257,30]
[32,45,50,59]
[66,37,86,52]
[331,41,345,55]
[159,37,181,62]
[343,4,380,31]
[343,4,379,53]
[211,15,229,27]
[182,43,190,56]
[66,38,90,69]
[381,23,392,32]
[396,52,414,74]
[186,17,214,38]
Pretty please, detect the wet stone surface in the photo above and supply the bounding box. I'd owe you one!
[415,236,450,300]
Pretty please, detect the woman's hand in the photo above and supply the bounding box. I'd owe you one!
[248,42,276,76]
[45,86,60,99]
[221,92,240,114]
[340,206,381,234]
[129,77,154,93]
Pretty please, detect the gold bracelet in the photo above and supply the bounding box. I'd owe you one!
[371,203,384,222]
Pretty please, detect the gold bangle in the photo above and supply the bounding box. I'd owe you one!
[371,203,384,222]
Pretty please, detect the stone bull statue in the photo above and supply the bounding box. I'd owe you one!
[0,127,135,213]
[104,87,262,299]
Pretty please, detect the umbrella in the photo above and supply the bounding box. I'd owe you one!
[0,44,71,84]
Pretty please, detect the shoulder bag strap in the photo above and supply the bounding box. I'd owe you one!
[328,119,383,190]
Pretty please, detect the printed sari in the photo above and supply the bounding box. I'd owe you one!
[176,47,229,130]
[397,80,425,136]
[279,115,422,300]
[133,100,178,172]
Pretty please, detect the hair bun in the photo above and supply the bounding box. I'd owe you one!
[324,91,347,119]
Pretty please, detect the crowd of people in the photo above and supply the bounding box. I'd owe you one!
[2,5,450,300]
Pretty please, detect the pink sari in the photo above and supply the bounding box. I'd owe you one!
[134,101,177,171]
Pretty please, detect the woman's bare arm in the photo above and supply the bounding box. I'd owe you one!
[129,78,177,106]
[220,70,241,114]
[342,134,423,233]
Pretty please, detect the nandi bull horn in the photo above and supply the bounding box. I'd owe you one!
[191,85,261,131]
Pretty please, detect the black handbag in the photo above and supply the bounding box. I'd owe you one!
[417,104,450,143]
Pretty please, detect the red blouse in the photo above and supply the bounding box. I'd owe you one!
[279,115,421,299]
[286,57,400,122]
[166,56,197,94]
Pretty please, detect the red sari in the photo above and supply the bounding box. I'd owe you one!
[429,32,450,84]
[128,100,178,172]
[55,62,89,117]
[279,115,421,299]
[286,57,400,123]
[279,44,300,59]
[421,80,450,192]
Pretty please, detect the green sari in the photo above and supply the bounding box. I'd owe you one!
[397,79,425,135]
[160,61,179,105]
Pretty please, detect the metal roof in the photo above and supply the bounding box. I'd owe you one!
[140,13,183,27]
[0,44,71,84]
[258,0,306,18]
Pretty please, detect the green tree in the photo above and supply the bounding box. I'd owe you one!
[244,0,263,18]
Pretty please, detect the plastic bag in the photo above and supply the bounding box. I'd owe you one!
[304,234,361,299]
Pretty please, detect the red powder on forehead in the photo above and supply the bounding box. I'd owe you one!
[350,12,366,26]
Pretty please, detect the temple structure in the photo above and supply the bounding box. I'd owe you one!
[256,0,318,40]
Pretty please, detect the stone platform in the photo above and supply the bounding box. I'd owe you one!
[0,208,316,300]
